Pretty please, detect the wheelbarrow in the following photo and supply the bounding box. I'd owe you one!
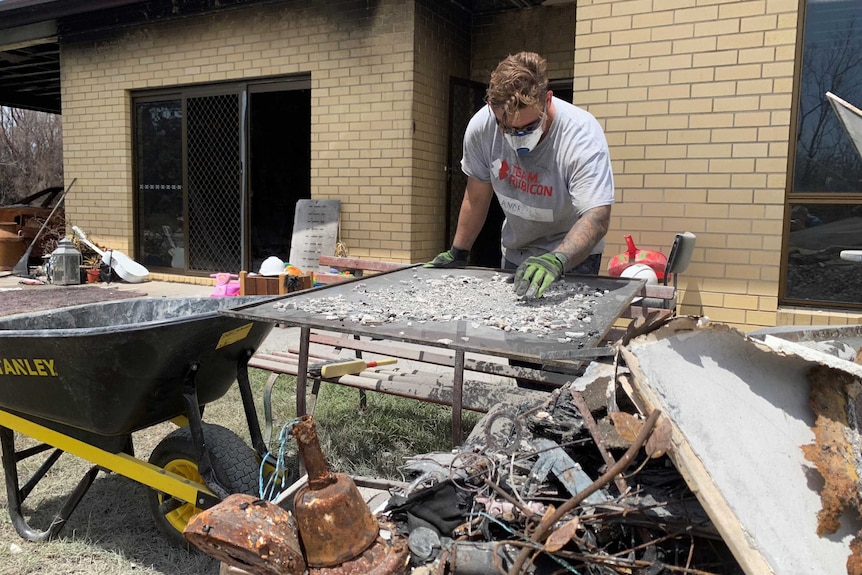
[0,296,277,546]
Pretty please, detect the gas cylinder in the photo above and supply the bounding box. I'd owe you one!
[607,235,667,280]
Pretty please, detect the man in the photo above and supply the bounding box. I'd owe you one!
[790,205,822,231]
[426,52,614,299]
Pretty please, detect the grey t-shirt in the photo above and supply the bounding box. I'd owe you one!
[461,97,615,266]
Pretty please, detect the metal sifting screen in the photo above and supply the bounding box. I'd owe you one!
[224,267,646,365]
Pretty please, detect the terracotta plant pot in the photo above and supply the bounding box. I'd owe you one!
[86,268,101,283]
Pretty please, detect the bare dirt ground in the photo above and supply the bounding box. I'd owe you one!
[0,418,220,575]
[0,283,147,317]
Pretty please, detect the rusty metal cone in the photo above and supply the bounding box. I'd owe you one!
[291,415,380,568]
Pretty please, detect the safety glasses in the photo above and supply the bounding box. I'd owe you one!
[491,106,545,136]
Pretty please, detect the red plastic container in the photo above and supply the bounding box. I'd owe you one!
[607,235,667,280]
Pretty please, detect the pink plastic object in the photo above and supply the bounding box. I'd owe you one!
[209,273,240,297]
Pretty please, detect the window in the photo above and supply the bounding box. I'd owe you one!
[135,98,183,269]
[784,0,862,308]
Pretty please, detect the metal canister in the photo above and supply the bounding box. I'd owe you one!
[291,415,380,568]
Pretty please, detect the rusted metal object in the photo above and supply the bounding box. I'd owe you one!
[292,415,380,568]
[219,564,255,575]
[449,540,518,575]
[308,519,410,575]
[184,493,306,575]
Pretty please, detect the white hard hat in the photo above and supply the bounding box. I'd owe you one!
[621,263,658,284]
[259,256,285,276]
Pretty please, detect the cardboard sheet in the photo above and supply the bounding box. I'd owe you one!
[828,91,862,163]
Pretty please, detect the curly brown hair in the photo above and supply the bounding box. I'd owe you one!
[485,52,549,125]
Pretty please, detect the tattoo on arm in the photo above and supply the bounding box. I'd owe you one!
[555,205,611,270]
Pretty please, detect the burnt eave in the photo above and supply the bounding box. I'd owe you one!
[0,0,551,114]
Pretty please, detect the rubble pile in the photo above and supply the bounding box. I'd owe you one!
[383,370,742,575]
[187,361,743,575]
[272,272,606,337]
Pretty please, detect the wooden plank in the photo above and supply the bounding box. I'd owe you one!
[612,283,677,340]
[268,349,342,363]
[248,354,542,412]
[239,271,312,295]
[313,273,357,285]
[318,255,406,273]
[248,356,301,375]
[307,332,573,387]
[641,284,675,299]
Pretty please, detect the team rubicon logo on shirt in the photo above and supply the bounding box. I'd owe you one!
[0,358,58,377]
[496,160,554,197]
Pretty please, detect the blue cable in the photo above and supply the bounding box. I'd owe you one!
[259,418,302,501]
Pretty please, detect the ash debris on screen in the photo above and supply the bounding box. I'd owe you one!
[272,272,609,339]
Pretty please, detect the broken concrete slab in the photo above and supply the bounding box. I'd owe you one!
[620,319,862,575]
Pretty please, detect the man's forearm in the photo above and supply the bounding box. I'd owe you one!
[452,179,494,250]
[553,205,611,271]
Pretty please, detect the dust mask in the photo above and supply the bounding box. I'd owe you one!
[503,125,544,155]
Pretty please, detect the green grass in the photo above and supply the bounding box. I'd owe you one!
[220,368,482,480]
[0,367,480,575]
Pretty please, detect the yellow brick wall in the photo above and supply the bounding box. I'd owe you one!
[576,0,816,331]
[61,0,416,265]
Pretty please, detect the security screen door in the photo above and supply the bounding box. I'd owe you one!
[186,93,242,273]
[448,78,501,268]
[134,77,310,275]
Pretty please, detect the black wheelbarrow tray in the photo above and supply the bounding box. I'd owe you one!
[0,296,277,545]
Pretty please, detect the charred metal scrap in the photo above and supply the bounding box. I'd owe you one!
[384,366,739,575]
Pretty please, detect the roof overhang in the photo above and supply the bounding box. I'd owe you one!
[0,21,60,113]
[0,0,560,114]
[0,0,154,113]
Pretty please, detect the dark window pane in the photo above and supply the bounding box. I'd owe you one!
[794,0,862,193]
[135,100,183,269]
[785,203,862,305]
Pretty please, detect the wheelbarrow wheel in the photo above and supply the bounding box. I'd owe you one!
[146,423,259,547]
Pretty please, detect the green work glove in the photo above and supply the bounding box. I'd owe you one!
[423,247,469,268]
[513,252,567,298]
